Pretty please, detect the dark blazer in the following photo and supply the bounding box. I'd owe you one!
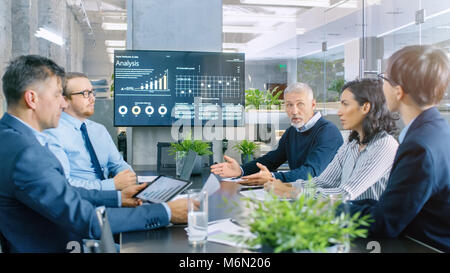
[348,107,450,252]
[0,113,169,252]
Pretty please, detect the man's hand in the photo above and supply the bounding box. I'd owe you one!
[120,183,146,207]
[210,155,242,178]
[264,178,298,199]
[114,169,137,190]
[167,198,190,224]
[240,162,273,186]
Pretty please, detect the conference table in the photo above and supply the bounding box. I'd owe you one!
[120,165,440,253]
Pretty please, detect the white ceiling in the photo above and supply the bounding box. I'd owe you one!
[67,0,450,62]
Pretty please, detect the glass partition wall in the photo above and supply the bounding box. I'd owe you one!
[225,0,450,126]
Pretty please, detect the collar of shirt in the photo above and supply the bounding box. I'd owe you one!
[9,113,49,146]
[295,111,322,133]
[61,111,85,130]
[398,117,416,144]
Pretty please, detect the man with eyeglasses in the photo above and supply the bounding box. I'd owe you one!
[43,72,136,191]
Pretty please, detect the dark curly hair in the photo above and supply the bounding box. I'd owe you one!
[341,78,398,145]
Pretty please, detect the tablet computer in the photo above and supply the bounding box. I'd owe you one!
[134,176,192,203]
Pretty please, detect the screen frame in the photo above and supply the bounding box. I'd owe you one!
[113,49,245,127]
[133,175,192,203]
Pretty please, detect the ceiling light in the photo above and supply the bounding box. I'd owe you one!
[106,47,125,54]
[296,28,306,35]
[223,43,247,49]
[224,13,297,23]
[223,25,275,33]
[105,40,126,47]
[376,22,415,38]
[240,0,356,8]
[34,27,65,46]
[101,23,127,31]
[437,25,450,29]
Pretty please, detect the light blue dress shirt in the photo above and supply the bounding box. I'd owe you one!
[44,112,131,191]
[398,117,416,144]
[44,112,171,217]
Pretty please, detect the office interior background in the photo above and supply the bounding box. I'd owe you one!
[0,0,449,169]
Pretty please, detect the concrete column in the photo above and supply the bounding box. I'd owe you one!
[11,0,38,58]
[127,0,223,166]
[37,0,67,67]
[0,0,12,117]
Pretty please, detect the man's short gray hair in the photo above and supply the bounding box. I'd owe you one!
[284,82,314,100]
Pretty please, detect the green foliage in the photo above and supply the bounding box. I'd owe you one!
[245,88,266,110]
[328,78,346,95]
[245,86,282,110]
[264,86,282,109]
[168,132,213,157]
[236,182,373,253]
[233,140,259,156]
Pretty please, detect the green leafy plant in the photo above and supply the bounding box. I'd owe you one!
[233,140,259,158]
[328,78,346,95]
[235,182,372,253]
[264,86,282,110]
[245,87,283,110]
[245,88,266,110]
[168,133,213,157]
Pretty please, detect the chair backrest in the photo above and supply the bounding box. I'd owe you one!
[94,206,117,253]
[157,142,176,173]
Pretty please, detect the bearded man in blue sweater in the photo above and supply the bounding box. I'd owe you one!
[211,82,343,185]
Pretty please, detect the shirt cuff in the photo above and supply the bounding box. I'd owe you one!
[161,202,171,221]
[117,191,122,207]
[102,178,116,191]
[238,167,244,178]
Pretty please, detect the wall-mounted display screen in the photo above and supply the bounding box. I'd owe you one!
[114,50,245,126]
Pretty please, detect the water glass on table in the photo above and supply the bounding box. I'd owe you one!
[187,189,208,245]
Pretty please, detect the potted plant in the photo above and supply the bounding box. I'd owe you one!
[233,140,259,164]
[264,86,283,110]
[245,88,266,110]
[169,136,213,175]
[235,184,372,253]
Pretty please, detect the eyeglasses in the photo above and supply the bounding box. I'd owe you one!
[68,89,96,98]
[377,73,397,86]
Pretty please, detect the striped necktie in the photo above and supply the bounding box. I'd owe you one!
[80,123,105,180]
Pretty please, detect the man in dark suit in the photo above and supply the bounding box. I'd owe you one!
[0,55,188,252]
[347,45,450,252]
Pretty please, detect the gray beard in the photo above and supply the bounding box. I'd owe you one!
[291,121,305,129]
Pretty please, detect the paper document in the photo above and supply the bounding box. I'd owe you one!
[239,189,293,202]
[138,176,157,183]
[239,189,268,201]
[201,174,221,196]
[170,174,219,201]
[185,218,258,249]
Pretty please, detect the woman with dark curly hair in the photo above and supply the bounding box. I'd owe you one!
[267,78,399,201]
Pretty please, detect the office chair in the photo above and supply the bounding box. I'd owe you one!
[85,206,117,253]
[157,142,176,173]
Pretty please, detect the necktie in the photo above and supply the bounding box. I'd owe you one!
[80,123,105,180]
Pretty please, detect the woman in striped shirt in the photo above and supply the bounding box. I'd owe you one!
[266,78,399,201]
